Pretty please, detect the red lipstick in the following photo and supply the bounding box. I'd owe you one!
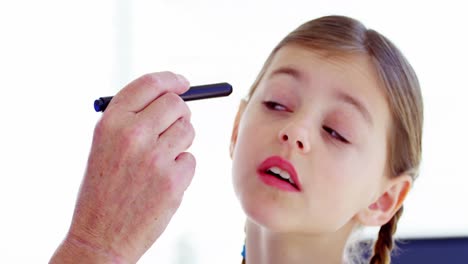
[257,156,301,192]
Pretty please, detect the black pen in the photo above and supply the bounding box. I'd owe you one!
[94,82,233,112]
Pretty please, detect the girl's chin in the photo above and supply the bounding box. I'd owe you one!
[241,198,296,232]
[240,195,345,234]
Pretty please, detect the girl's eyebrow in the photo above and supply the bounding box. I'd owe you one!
[269,66,303,81]
[270,66,373,126]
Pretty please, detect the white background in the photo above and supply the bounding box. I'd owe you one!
[0,0,467,263]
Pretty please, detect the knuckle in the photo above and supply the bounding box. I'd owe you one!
[120,122,146,147]
[188,122,195,139]
[183,121,196,145]
[159,93,190,119]
[170,195,184,209]
[159,71,177,80]
[158,176,181,202]
[189,153,197,169]
[180,101,191,118]
[184,107,192,121]
[139,72,162,87]
[163,92,183,107]
[93,113,119,140]
[158,177,184,208]
[94,115,111,136]
[166,194,183,211]
[140,71,178,87]
[123,123,145,138]
[174,119,192,139]
[178,152,196,172]
[149,152,164,172]
[184,153,197,170]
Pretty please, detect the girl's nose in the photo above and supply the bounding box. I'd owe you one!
[278,123,311,153]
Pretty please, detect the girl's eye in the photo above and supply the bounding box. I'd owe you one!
[323,126,349,144]
[263,101,287,111]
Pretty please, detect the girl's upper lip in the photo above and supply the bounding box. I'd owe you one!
[257,155,302,191]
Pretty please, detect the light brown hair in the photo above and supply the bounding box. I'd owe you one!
[240,15,423,264]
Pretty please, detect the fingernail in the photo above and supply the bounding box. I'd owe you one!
[176,74,189,85]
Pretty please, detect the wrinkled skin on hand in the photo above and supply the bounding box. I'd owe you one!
[50,72,196,263]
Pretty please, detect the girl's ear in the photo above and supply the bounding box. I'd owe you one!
[230,99,248,158]
[356,174,412,226]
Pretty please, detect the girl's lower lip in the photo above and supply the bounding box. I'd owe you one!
[257,171,300,192]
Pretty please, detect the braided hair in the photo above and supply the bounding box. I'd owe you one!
[241,206,403,264]
[369,206,404,264]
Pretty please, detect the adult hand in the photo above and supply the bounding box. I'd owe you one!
[50,72,196,263]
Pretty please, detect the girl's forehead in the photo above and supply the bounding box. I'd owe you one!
[265,45,382,87]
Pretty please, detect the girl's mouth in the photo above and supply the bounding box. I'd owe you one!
[265,167,298,187]
[257,156,301,192]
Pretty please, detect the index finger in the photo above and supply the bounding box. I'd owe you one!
[109,71,190,113]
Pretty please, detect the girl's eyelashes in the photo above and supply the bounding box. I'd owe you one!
[263,101,288,111]
[263,100,351,144]
[323,126,350,144]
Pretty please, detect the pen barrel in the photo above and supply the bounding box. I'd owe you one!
[180,82,232,101]
[94,82,232,112]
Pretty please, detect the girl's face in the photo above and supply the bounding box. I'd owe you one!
[231,45,393,233]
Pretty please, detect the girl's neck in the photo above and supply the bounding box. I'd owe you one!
[244,220,355,264]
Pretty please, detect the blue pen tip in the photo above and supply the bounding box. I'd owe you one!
[94,99,103,112]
